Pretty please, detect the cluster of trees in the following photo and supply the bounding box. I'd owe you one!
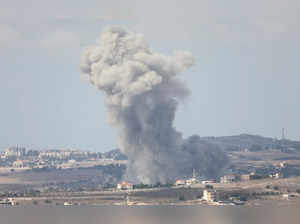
[0,190,41,198]
[265,185,280,190]
[133,182,173,189]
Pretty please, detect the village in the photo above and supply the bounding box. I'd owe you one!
[1,142,300,206]
[113,165,299,206]
[0,147,127,174]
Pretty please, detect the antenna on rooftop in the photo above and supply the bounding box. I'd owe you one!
[193,168,196,179]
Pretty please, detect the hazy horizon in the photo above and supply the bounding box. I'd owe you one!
[1,0,299,151]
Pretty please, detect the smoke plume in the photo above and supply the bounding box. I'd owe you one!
[81,26,229,184]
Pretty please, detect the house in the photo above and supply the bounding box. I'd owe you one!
[240,174,251,181]
[175,180,185,186]
[186,178,197,186]
[117,181,133,190]
[0,198,16,206]
[282,194,297,199]
[240,173,262,181]
[279,162,286,168]
[269,173,283,179]
[202,189,218,202]
[13,160,24,168]
[63,202,73,206]
[201,180,216,184]
[220,175,236,184]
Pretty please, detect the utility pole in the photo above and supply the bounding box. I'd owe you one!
[281,128,286,151]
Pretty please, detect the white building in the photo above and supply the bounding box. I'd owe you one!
[220,175,236,184]
[201,180,216,184]
[269,173,283,179]
[13,160,24,168]
[186,178,197,186]
[117,181,133,190]
[203,189,218,202]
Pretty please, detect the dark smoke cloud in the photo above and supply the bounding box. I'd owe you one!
[80,26,229,184]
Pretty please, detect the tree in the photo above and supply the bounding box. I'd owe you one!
[205,185,214,189]
[44,199,52,204]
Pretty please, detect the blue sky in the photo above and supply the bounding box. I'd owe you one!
[0,0,299,151]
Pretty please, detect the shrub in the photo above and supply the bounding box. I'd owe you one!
[239,196,248,201]
[265,185,271,189]
[133,183,152,189]
[205,185,214,189]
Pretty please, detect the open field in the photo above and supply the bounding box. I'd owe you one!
[0,176,30,185]
[1,176,299,206]
[230,150,300,164]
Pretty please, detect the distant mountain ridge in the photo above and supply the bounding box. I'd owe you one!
[105,134,300,155]
[200,134,300,152]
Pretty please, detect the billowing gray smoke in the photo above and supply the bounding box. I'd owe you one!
[80,26,229,184]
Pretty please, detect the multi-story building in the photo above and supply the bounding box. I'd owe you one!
[203,189,218,202]
[39,150,72,159]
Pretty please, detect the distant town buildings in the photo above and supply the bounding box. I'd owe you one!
[0,147,128,174]
[220,171,284,184]
[4,147,26,157]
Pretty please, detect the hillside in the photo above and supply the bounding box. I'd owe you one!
[105,134,300,157]
[200,134,300,152]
